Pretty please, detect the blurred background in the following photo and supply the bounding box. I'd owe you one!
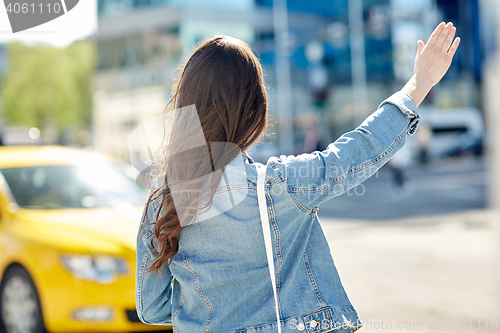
[0,0,493,218]
[0,0,499,332]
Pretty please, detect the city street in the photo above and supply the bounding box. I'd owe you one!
[316,156,498,333]
[3,209,497,333]
[0,0,496,331]
[318,156,486,221]
[0,157,490,333]
[321,209,500,333]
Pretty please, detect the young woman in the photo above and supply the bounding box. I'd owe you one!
[136,22,460,333]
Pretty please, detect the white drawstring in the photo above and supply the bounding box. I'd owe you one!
[257,164,282,333]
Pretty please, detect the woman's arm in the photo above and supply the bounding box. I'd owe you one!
[272,93,418,209]
[267,22,459,210]
[135,204,173,325]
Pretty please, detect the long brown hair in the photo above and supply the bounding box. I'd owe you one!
[143,35,268,274]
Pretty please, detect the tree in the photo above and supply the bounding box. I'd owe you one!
[2,41,95,144]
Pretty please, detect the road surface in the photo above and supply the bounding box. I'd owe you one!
[318,156,486,221]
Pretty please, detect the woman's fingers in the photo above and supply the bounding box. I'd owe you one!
[443,27,457,51]
[427,22,446,45]
[417,40,425,56]
[448,37,461,57]
[436,23,453,48]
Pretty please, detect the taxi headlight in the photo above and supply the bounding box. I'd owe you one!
[60,254,129,284]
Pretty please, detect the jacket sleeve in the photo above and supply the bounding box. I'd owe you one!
[269,91,419,210]
[135,202,173,325]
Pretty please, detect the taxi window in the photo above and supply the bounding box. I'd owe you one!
[0,165,147,209]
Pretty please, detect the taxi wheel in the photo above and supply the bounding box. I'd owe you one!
[0,266,46,333]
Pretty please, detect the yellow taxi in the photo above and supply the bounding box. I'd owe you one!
[0,145,170,333]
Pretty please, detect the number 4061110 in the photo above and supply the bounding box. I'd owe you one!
[6,3,63,14]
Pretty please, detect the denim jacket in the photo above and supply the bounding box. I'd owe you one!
[136,92,419,333]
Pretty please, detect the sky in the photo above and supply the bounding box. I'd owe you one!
[0,0,98,47]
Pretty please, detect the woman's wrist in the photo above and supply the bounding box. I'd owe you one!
[401,74,433,108]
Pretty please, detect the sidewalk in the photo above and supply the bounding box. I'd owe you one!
[321,210,500,332]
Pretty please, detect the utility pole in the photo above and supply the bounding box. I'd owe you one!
[483,0,500,212]
[348,0,368,125]
[273,0,294,154]
[482,0,500,315]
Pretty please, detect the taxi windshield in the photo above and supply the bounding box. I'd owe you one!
[0,165,147,209]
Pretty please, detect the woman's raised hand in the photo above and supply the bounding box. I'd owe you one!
[414,22,461,87]
[402,22,460,107]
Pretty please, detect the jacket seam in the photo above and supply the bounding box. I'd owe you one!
[179,245,214,333]
[171,284,182,333]
[380,93,418,119]
[172,279,183,321]
[269,160,286,183]
[305,308,332,332]
[270,177,285,186]
[303,251,328,308]
[288,190,315,213]
[136,250,150,323]
[266,191,283,300]
[267,161,317,214]
[172,292,177,333]
[215,184,255,193]
[289,124,409,193]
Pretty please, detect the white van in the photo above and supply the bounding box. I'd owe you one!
[415,107,484,159]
